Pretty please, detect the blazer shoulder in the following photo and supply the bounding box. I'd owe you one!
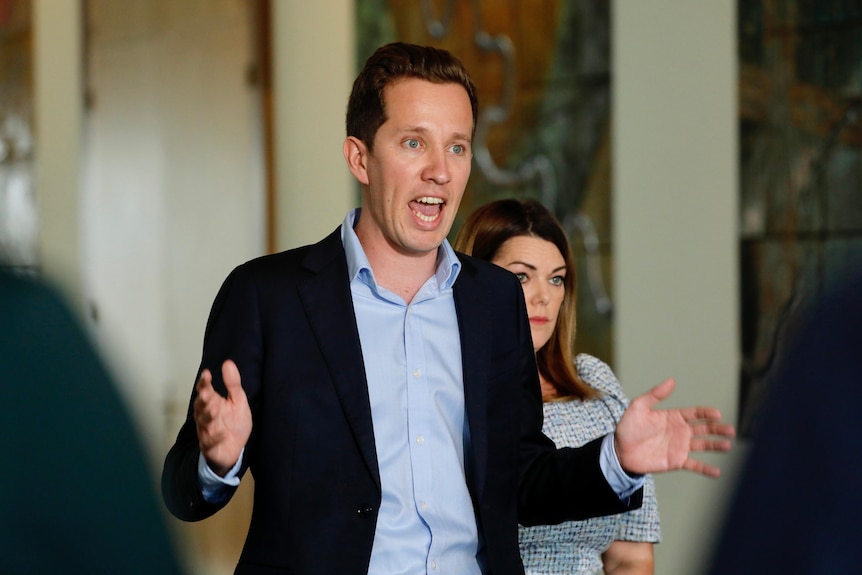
[232,226,344,280]
[454,252,526,328]
[455,250,521,291]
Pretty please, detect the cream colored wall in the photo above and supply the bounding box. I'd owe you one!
[33,0,84,311]
[32,2,358,337]
[271,1,356,250]
[613,1,742,573]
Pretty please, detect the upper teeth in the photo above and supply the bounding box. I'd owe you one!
[417,197,443,204]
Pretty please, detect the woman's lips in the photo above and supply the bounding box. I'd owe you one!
[530,317,549,325]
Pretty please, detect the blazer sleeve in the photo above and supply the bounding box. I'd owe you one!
[162,261,262,521]
[511,279,642,525]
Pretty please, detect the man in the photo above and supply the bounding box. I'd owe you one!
[163,42,733,575]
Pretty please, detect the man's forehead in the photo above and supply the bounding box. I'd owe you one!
[381,79,473,132]
[383,78,470,105]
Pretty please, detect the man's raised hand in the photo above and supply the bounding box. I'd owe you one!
[614,378,735,478]
[193,359,252,477]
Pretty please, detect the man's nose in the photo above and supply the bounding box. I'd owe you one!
[422,148,452,185]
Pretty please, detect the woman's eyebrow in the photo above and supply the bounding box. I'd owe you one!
[506,261,537,270]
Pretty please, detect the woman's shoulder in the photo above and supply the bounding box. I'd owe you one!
[540,355,629,447]
[574,353,630,405]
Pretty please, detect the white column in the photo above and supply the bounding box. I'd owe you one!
[33,0,84,312]
[272,1,356,250]
[612,1,741,573]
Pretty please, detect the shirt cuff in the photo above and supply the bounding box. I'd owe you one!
[197,449,243,503]
[599,433,645,501]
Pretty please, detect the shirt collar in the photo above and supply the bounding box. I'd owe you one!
[340,208,461,291]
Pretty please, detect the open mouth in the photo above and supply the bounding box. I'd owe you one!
[410,197,444,222]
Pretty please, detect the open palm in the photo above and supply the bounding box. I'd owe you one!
[614,379,735,478]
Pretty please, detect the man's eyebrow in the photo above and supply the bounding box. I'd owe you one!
[400,126,472,143]
[401,126,429,134]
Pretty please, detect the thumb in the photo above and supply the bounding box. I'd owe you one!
[221,359,244,399]
[639,378,676,409]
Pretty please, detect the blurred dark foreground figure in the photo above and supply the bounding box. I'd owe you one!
[709,270,862,575]
[0,269,185,575]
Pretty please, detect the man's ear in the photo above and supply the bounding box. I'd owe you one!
[343,136,370,185]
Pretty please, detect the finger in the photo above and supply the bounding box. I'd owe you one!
[688,421,736,438]
[196,369,213,394]
[194,397,217,426]
[194,372,220,424]
[691,438,734,453]
[195,413,212,429]
[682,457,721,478]
[637,378,676,409]
[673,406,726,424]
[222,359,244,400]
[194,389,211,412]
[195,373,219,409]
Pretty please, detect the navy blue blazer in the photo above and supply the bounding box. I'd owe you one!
[163,227,640,575]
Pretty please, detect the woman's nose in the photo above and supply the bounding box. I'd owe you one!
[530,283,550,305]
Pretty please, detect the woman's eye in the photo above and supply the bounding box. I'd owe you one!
[550,276,564,286]
[515,273,528,283]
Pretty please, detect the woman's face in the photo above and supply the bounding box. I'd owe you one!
[492,235,566,352]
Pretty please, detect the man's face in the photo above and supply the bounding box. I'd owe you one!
[346,78,473,258]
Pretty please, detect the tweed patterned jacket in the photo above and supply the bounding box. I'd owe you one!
[519,354,662,574]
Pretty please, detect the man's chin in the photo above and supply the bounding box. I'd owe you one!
[402,235,447,256]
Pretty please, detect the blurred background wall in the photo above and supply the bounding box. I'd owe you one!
[7,0,859,574]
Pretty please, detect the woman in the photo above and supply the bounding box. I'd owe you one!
[454,199,661,575]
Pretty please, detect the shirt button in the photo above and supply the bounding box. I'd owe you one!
[413,368,421,378]
[431,561,437,570]
[421,501,429,510]
[416,435,425,445]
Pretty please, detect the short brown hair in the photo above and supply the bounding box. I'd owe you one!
[454,199,599,401]
[346,42,478,151]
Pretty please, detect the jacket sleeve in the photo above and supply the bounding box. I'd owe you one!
[162,262,261,521]
[513,281,643,526]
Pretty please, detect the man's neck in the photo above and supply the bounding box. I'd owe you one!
[352,211,444,304]
[364,245,439,305]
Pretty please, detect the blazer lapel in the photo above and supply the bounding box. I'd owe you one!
[297,229,380,489]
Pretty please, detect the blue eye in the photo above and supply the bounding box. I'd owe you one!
[550,276,564,286]
[451,144,464,154]
[515,273,528,283]
[405,139,420,149]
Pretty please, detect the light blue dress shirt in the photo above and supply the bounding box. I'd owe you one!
[197,208,642,574]
[342,209,482,574]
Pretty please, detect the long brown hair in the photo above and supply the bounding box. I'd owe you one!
[346,42,479,152]
[453,199,599,401]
